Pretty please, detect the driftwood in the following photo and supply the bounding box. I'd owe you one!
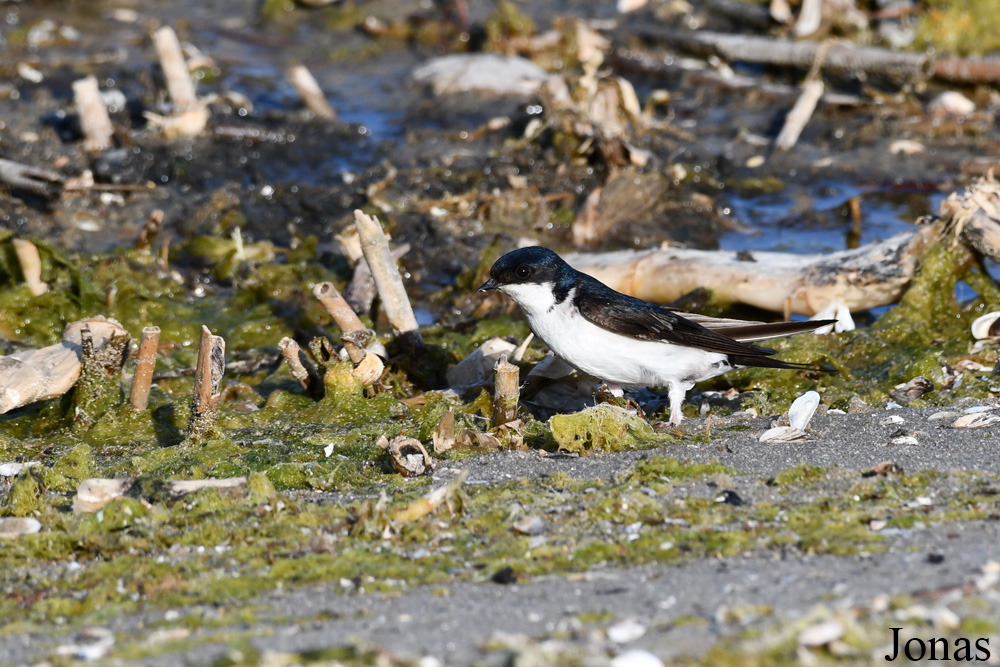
[774,78,824,151]
[565,224,940,316]
[287,64,338,120]
[637,28,1000,84]
[0,317,129,414]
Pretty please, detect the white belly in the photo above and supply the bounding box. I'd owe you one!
[509,284,732,388]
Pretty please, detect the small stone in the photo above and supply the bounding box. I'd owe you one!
[610,649,664,667]
[512,515,545,536]
[799,619,844,647]
[928,91,976,116]
[607,619,647,643]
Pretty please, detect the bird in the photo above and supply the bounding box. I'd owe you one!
[478,246,836,426]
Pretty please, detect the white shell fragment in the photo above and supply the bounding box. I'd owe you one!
[799,619,845,647]
[971,312,1000,340]
[74,478,130,513]
[512,515,546,536]
[889,434,919,446]
[610,649,664,667]
[789,391,821,430]
[928,91,976,116]
[0,461,39,477]
[446,337,517,389]
[811,300,855,333]
[759,426,810,442]
[952,412,1000,429]
[0,516,42,538]
[881,415,905,425]
[889,139,926,155]
[412,54,552,97]
[56,627,115,661]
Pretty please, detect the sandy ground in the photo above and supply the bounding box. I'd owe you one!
[5,404,1000,665]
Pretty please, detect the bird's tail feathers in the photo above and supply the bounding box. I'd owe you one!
[729,355,836,373]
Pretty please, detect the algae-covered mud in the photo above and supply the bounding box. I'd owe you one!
[3,0,1000,664]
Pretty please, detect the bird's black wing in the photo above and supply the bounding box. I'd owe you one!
[573,277,778,357]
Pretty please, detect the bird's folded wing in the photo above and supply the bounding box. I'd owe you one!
[675,312,833,342]
[576,298,775,356]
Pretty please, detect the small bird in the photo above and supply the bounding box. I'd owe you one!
[478,246,835,426]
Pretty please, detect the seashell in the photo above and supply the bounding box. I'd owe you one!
[971,312,1000,340]
[952,412,1000,429]
[799,620,845,647]
[759,426,810,442]
[811,300,855,333]
[890,376,933,403]
[889,435,919,446]
[789,390,821,430]
[881,415,905,425]
[0,516,42,538]
[928,91,976,116]
[928,411,961,421]
[73,478,130,513]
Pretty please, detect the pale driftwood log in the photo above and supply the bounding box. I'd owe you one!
[943,177,1000,263]
[151,26,197,111]
[0,317,129,414]
[73,476,247,512]
[287,64,338,120]
[639,29,1000,85]
[130,326,160,410]
[493,354,520,429]
[774,79,824,151]
[354,210,423,344]
[565,224,941,316]
[12,239,48,296]
[188,326,225,440]
[72,75,113,151]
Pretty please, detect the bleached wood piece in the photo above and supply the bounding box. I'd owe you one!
[72,75,114,151]
[287,65,338,120]
[353,210,422,342]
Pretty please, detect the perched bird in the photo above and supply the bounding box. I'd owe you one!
[479,246,835,425]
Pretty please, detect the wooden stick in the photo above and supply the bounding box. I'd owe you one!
[188,325,225,440]
[130,326,160,410]
[492,354,520,429]
[278,336,320,394]
[12,239,48,296]
[313,281,366,334]
[345,243,410,315]
[774,79,824,151]
[0,317,129,414]
[72,75,114,151]
[152,26,198,112]
[353,210,422,343]
[287,65,338,120]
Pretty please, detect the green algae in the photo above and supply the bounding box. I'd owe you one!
[549,404,674,453]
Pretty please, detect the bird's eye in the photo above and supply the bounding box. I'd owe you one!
[515,265,532,279]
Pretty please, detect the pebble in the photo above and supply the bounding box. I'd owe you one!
[0,517,42,538]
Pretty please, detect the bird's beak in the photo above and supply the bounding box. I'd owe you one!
[478,278,498,292]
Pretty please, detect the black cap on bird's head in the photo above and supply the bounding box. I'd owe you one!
[477,246,570,292]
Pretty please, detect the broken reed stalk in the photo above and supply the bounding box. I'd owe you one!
[287,64,338,120]
[313,281,367,337]
[492,354,520,429]
[353,210,423,344]
[12,239,48,296]
[135,209,164,251]
[278,337,321,395]
[72,75,114,151]
[774,79,824,151]
[130,326,160,410]
[152,26,198,111]
[73,323,132,430]
[345,244,410,314]
[188,326,225,440]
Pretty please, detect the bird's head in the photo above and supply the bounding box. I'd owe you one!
[477,246,569,292]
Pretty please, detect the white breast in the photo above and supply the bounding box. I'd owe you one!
[500,283,732,388]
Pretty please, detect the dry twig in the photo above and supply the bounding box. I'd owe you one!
[130,326,160,410]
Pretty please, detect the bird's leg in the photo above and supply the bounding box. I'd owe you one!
[667,382,686,426]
